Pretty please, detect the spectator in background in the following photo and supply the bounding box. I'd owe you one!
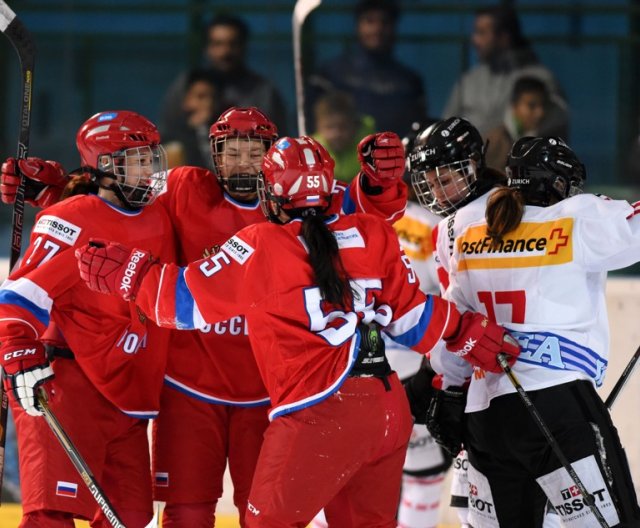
[308,0,427,136]
[485,76,549,171]
[443,5,568,138]
[312,91,376,183]
[163,69,223,169]
[160,14,287,138]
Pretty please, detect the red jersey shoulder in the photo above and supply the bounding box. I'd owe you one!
[164,166,223,202]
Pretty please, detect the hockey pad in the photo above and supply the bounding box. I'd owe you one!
[444,312,520,373]
[357,132,405,187]
[0,340,54,416]
[426,386,466,457]
[76,239,155,301]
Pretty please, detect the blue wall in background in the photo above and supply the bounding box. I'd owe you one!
[0,0,637,189]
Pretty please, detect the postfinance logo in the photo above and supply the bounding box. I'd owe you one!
[457,218,573,270]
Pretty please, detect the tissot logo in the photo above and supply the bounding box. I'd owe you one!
[456,218,574,270]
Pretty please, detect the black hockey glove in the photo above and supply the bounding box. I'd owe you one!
[426,386,466,457]
[403,359,436,425]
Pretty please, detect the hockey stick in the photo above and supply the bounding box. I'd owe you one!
[293,0,322,136]
[497,353,610,528]
[0,0,35,503]
[604,343,640,409]
[1,0,34,271]
[36,389,127,528]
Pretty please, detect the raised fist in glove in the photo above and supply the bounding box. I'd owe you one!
[0,340,54,417]
[75,239,156,301]
[357,131,405,187]
[444,311,520,373]
[1,157,68,208]
[426,385,466,457]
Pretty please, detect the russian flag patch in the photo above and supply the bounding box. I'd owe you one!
[155,472,169,487]
[56,481,78,498]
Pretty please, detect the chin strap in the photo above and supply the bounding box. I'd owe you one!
[73,166,139,211]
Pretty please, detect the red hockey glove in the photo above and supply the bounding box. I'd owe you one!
[444,312,520,373]
[75,239,156,301]
[357,132,405,188]
[0,340,54,417]
[1,157,68,208]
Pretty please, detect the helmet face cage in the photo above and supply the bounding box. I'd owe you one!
[211,134,273,194]
[256,172,283,223]
[411,159,477,216]
[99,144,168,208]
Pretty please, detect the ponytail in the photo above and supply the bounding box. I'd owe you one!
[485,186,525,247]
[60,171,98,201]
[300,213,352,307]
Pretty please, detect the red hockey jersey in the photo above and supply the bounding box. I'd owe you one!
[154,166,407,405]
[135,213,454,420]
[0,195,176,417]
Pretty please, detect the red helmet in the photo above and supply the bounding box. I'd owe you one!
[77,110,162,167]
[209,106,278,141]
[258,136,335,222]
[75,111,167,209]
[209,107,278,195]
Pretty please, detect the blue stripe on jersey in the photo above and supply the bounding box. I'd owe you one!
[391,298,433,348]
[509,329,607,386]
[269,333,361,420]
[341,186,356,215]
[174,269,195,330]
[164,376,271,407]
[0,290,50,327]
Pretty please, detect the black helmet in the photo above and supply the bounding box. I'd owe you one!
[407,117,486,215]
[506,136,586,207]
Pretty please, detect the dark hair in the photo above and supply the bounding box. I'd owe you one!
[206,14,250,44]
[476,5,529,49]
[355,0,400,23]
[485,186,525,247]
[511,76,548,103]
[300,214,353,307]
[185,68,222,90]
[60,172,99,201]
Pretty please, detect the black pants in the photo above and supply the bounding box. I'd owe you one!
[465,380,640,527]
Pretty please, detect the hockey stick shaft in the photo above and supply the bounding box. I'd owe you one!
[292,0,321,136]
[37,389,127,528]
[497,354,609,528]
[0,0,34,271]
[605,343,640,409]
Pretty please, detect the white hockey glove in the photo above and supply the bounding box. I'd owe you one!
[0,340,54,416]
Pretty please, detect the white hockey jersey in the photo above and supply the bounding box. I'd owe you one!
[439,192,640,412]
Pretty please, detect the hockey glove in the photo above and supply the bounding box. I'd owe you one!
[426,385,466,457]
[75,239,156,301]
[402,359,437,425]
[357,132,405,189]
[0,340,54,417]
[1,157,68,208]
[444,311,520,374]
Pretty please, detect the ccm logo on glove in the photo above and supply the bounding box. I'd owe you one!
[4,348,38,361]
